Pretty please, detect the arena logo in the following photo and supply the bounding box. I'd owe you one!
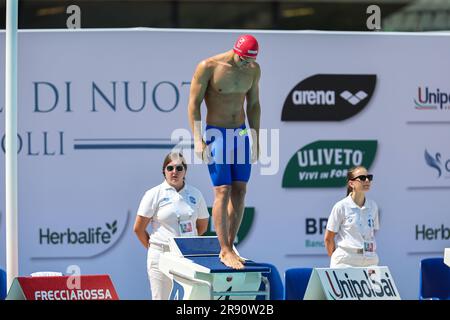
[324,269,399,300]
[414,86,450,110]
[282,140,377,188]
[424,149,450,179]
[281,74,377,121]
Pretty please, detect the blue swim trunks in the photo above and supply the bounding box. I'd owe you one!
[205,124,252,186]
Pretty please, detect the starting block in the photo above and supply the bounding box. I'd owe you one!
[159,236,271,300]
[445,248,450,267]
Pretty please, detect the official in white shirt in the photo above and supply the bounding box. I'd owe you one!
[133,152,210,300]
[324,166,380,268]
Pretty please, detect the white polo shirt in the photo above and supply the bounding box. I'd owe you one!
[136,180,210,245]
[326,195,379,250]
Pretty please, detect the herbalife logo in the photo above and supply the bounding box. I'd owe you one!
[282,74,377,121]
[424,149,450,179]
[39,220,119,245]
[414,86,450,110]
[282,140,377,188]
[416,224,450,240]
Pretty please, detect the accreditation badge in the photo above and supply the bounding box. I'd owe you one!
[178,219,195,236]
[363,241,375,257]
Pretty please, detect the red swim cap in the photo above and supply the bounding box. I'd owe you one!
[233,34,259,58]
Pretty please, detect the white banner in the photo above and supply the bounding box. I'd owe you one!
[0,29,449,299]
[304,267,401,300]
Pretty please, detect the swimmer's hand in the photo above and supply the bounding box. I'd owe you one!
[195,140,213,164]
[251,142,259,164]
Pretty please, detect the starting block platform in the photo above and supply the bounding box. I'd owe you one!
[159,236,271,300]
[445,248,450,267]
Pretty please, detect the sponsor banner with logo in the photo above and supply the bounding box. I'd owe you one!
[281,74,377,121]
[409,86,450,122]
[6,275,119,300]
[282,140,377,188]
[0,30,449,299]
[304,267,400,300]
[29,211,130,259]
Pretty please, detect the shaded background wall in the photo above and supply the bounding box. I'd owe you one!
[0,0,449,301]
[0,29,449,300]
[0,0,448,32]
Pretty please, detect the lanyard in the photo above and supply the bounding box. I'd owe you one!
[175,190,193,223]
[175,189,195,236]
[356,207,374,237]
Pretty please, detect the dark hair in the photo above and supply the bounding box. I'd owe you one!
[346,166,366,196]
[162,152,187,178]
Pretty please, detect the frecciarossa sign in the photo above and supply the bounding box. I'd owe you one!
[6,275,119,300]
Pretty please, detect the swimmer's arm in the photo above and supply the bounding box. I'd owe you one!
[246,66,261,150]
[188,61,212,150]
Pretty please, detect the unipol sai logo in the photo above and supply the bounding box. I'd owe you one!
[281,74,377,121]
[282,140,377,188]
[414,86,450,110]
[324,269,399,300]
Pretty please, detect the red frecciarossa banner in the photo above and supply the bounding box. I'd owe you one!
[7,275,119,300]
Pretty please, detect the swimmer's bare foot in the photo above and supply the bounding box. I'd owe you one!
[229,240,246,263]
[220,250,244,269]
[235,252,246,264]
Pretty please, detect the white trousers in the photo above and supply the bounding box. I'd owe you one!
[147,243,172,300]
[330,246,379,268]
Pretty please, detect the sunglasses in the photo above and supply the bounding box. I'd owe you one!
[350,174,373,182]
[166,165,184,172]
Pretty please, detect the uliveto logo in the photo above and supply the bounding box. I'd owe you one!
[39,221,118,245]
[282,140,377,188]
[414,86,450,110]
[281,74,377,121]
